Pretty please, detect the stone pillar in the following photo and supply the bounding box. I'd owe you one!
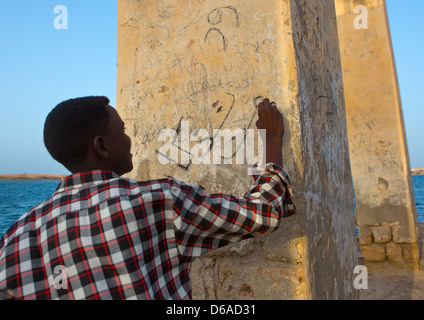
[117,0,358,299]
[335,0,419,265]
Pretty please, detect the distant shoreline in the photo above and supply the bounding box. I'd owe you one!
[0,174,67,180]
[0,169,423,180]
[412,167,424,175]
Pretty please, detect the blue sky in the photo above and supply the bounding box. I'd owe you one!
[0,1,422,175]
[386,0,424,170]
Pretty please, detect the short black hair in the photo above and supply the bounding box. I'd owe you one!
[44,96,111,173]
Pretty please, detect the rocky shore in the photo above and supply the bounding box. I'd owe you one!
[0,173,67,180]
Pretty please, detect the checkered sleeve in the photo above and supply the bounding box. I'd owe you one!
[169,163,296,260]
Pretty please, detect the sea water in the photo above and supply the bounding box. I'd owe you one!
[413,175,424,223]
[0,176,423,238]
[0,179,61,237]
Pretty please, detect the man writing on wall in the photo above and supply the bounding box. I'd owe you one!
[0,96,295,300]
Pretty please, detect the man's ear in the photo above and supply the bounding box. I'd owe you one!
[93,135,110,159]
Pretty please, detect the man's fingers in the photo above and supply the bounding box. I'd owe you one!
[255,119,260,127]
[257,98,282,122]
[257,101,265,115]
[258,98,272,115]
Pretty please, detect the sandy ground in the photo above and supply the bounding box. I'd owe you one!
[359,262,424,300]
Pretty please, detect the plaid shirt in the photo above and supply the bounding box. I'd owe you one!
[0,163,295,300]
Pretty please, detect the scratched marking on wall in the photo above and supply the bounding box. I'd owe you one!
[119,2,285,176]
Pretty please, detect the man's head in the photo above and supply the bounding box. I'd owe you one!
[44,96,133,175]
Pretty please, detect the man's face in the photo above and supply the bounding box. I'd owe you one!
[104,105,133,175]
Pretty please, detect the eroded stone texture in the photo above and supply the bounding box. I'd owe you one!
[372,226,391,244]
[335,0,418,264]
[117,0,358,299]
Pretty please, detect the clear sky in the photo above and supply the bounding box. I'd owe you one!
[0,1,423,175]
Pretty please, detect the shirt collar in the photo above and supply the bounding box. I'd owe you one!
[54,170,121,194]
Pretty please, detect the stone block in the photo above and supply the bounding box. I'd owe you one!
[392,225,416,244]
[371,226,391,243]
[191,258,306,300]
[261,233,305,264]
[402,243,420,263]
[214,261,304,300]
[358,225,373,245]
[386,242,403,263]
[360,244,386,262]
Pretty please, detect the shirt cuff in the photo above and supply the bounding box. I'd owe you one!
[258,163,297,218]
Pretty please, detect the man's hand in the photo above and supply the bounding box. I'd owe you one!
[255,98,284,167]
[256,98,284,143]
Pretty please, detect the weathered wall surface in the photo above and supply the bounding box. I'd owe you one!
[335,0,419,265]
[117,0,358,299]
[289,0,359,299]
